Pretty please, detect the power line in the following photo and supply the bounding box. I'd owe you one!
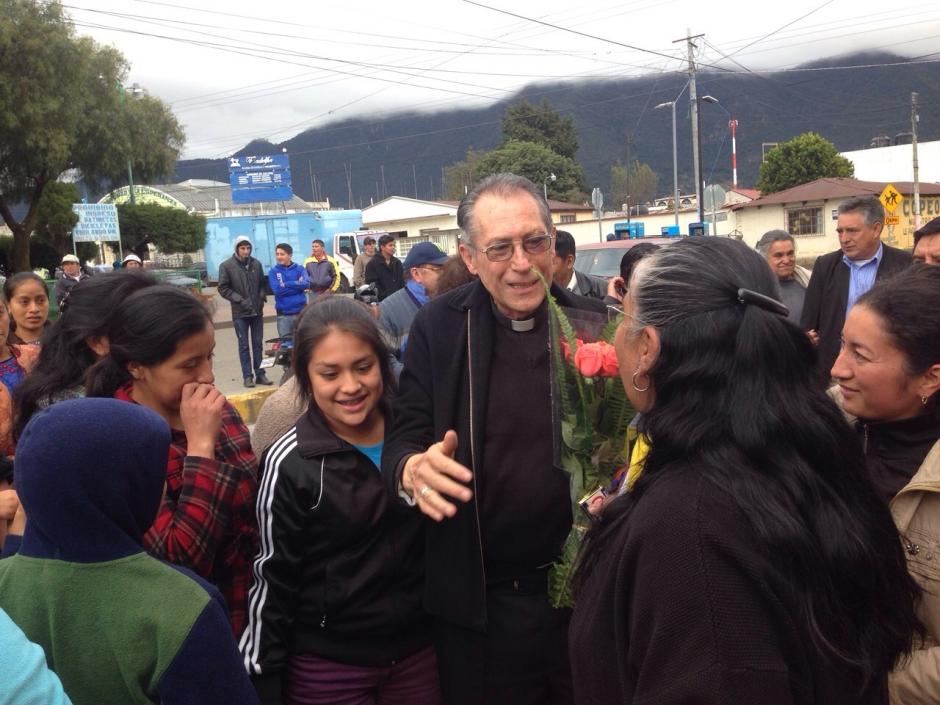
[462,0,735,73]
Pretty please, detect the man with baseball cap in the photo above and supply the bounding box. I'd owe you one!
[377,242,448,375]
[54,254,89,306]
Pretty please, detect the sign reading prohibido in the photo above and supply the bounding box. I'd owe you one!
[72,203,121,242]
[229,154,293,204]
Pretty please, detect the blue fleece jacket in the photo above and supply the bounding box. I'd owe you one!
[268,262,308,316]
[0,399,259,705]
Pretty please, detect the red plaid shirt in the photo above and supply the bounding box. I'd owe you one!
[115,384,260,636]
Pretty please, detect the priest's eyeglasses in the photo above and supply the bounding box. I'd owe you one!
[469,233,554,262]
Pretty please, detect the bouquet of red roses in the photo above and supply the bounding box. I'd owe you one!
[541,278,636,607]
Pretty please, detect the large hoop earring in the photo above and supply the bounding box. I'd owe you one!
[632,369,650,393]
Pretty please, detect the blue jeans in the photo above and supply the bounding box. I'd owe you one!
[233,315,264,379]
[276,314,297,338]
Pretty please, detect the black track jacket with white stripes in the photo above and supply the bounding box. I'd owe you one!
[238,404,432,702]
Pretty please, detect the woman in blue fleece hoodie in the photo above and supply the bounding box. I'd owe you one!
[268,243,308,338]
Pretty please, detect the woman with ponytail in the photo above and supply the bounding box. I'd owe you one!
[569,237,921,705]
[86,285,259,637]
[14,269,156,439]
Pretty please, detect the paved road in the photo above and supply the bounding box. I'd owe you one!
[210,321,286,399]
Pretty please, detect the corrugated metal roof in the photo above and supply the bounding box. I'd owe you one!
[157,180,313,213]
[734,177,940,209]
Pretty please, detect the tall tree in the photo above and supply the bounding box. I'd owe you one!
[610,161,659,212]
[116,204,206,258]
[502,100,579,159]
[443,148,486,199]
[33,181,80,256]
[756,132,854,195]
[472,140,586,202]
[0,0,185,272]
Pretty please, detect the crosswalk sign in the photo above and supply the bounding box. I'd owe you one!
[879,184,903,214]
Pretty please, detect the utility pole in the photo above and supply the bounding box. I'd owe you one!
[344,163,353,208]
[380,164,387,199]
[624,130,633,225]
[729,119,739,189]
[675,30,705,225]
[912,92,921,229]
[308,160,315,202]
[412,164,418,200]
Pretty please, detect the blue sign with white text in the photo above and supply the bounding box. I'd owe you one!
[229,154,293,204]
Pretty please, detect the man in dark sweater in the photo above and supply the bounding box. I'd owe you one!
[755,229,809,323]
[383,173,604,705]
[552,229,606,300]
[364,234,404,301]
[801,196,910,381]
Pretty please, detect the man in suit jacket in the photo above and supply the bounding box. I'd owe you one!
[551,230,607,300]
[801,195,911,381]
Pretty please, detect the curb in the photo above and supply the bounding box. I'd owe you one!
[227,387,277,425]
[213,314,278,331]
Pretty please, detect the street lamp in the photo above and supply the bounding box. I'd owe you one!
[118,82,145,205]
[701,95,738,190]
[543,172,556,200]
[654,101,679,227]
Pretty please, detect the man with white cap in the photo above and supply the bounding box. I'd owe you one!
[54,254,89,306]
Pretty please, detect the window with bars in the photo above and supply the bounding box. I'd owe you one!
[559,214,576,224]
[786,207,823,236]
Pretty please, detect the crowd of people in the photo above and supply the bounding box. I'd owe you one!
[0,174,939,705]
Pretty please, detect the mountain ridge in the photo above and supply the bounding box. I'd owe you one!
[172,50,940,206]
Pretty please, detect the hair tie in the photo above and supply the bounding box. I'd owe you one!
[737,288,789,317]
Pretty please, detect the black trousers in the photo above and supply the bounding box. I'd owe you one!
[435,579,573,705]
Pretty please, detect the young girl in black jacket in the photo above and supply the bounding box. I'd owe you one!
[239,297,438,705]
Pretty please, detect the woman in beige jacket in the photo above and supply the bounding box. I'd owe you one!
[831,264,940,704]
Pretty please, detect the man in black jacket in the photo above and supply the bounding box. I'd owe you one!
[217,236,272,387]
[801,195,910,381]
[551,229,606,300]
[383,174,604,705]
[364,234,404,301]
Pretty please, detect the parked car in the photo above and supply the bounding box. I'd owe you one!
[576,238,675,279]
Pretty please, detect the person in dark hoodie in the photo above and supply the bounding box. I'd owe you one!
[0,397,259,705]
[218,236,272,388]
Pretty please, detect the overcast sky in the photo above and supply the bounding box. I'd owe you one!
[68,0,940,159]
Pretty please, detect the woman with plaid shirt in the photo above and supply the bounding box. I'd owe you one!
[86,285,259,637]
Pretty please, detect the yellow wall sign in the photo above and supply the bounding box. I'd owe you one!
[879,184,903,214]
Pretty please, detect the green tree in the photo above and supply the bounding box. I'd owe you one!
[443,148,485,199]
[472,140,586,202]
[32,181,98,263]
[501,100,579,159]
[0,0,185,273]
[756,132,854,195]
[33,182,80,255]
[116,204,207,258]
[610,161,659,212]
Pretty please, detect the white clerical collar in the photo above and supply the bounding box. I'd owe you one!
[491,299,545,333]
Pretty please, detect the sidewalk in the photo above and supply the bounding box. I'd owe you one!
[203,287,278,329]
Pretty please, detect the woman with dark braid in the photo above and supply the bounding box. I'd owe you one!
[570,237,921,705]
